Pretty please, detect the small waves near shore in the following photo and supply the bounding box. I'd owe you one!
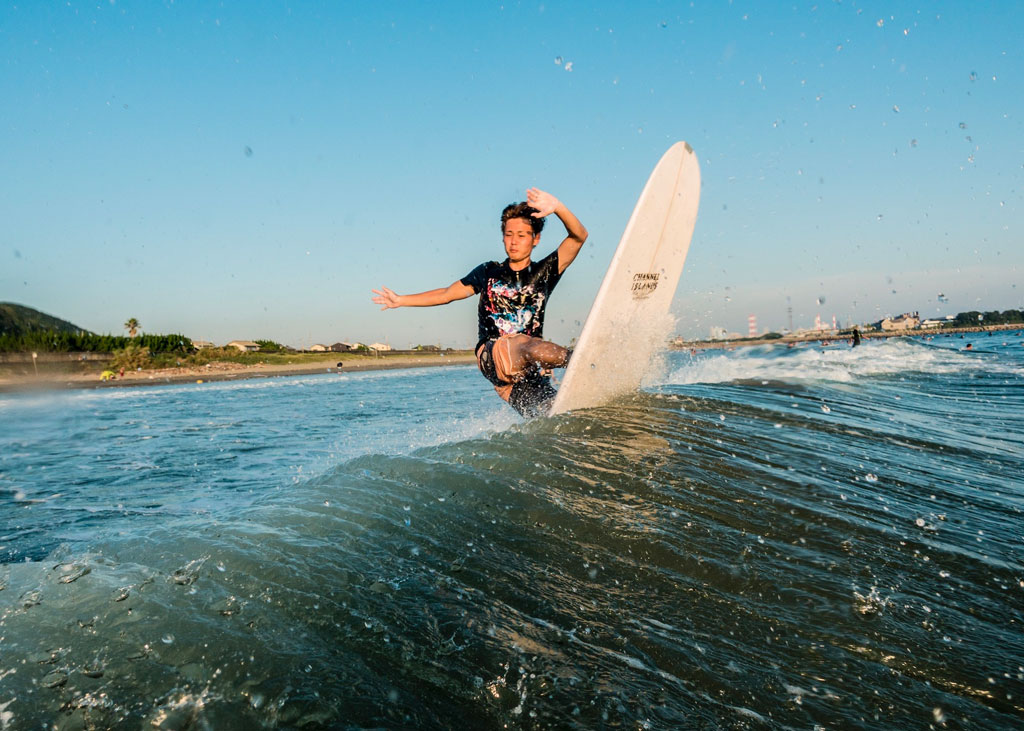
[1,336,1022,728]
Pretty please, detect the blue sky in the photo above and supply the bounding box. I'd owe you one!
[3,1,1021,348]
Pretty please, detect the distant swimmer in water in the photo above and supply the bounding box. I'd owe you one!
[851,327,862,348]
[965,343,973,350]
[373,188,588,417]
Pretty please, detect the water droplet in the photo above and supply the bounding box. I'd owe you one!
[821,404,831,413]
[853,586,887,616]
[162,634,174,644]
[876,18,884,27]
[892,104,900,113]
[554,56,563,65]
[244,146,253,157]
[564,61,573,72]
[865,473,879,482]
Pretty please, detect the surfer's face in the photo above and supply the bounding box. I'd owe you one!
[502,217,539,265]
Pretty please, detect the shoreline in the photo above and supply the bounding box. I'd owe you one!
[3,322,1021,393]
[676,322,1024,350]
[0,353,478,394]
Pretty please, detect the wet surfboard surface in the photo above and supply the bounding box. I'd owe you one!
[549,141,701,415]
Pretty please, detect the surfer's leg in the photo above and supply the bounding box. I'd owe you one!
[494,334,570,382]
[521,338,571,369]
[488,335,567,414]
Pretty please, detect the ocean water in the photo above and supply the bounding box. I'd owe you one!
[1,335,1022,729]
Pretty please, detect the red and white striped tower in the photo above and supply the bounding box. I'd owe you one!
[748,314,757,338]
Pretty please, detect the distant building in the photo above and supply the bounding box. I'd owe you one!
[813,314,837,333]
[226,340,260,352]
[368,342,392,352]
[309,344,329,352]
[330,342,355,352]
[709,326,729,340]
[880,312,920,331]
[921,315,954,329]
[191,340,215,349]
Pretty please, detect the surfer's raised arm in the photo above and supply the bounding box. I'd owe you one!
[372,281,474,310]
[526,187,588,274]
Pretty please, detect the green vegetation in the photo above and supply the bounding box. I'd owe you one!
[949,310,1023,327]
[0,330,192,354]
[110,343,151,370]
[123,317,140,337]
[254,339,288,353]
[0,302,83,334]
[179,348,369,368]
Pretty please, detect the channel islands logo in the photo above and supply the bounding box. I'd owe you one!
[631,272,660,299]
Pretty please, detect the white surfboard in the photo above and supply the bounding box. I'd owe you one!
[548,141,701,415]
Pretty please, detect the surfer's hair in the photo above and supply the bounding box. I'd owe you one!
[501,202,545,235]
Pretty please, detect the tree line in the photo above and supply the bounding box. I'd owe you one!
[948,310,1023,327]
[0,330,193,354]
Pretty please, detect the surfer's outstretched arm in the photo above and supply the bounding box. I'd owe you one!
[372,281,474,310]
[526,188,588,274]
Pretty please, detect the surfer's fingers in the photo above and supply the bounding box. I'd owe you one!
[527,189,559,216]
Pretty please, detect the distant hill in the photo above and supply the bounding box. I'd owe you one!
[0,302,89,335]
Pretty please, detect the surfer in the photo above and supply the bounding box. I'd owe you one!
[372,188,587,416]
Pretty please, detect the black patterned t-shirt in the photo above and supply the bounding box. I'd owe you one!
[461,251,563,351]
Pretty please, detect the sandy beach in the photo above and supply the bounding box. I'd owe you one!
[0,353,478,393]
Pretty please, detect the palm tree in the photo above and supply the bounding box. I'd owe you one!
[124,318,140,338]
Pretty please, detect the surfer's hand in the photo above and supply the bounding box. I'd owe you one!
[526,188,560,218]
[372,287,401,310]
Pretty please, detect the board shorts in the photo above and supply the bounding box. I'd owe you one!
[508,373,557,418]
[475,338,505,388]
